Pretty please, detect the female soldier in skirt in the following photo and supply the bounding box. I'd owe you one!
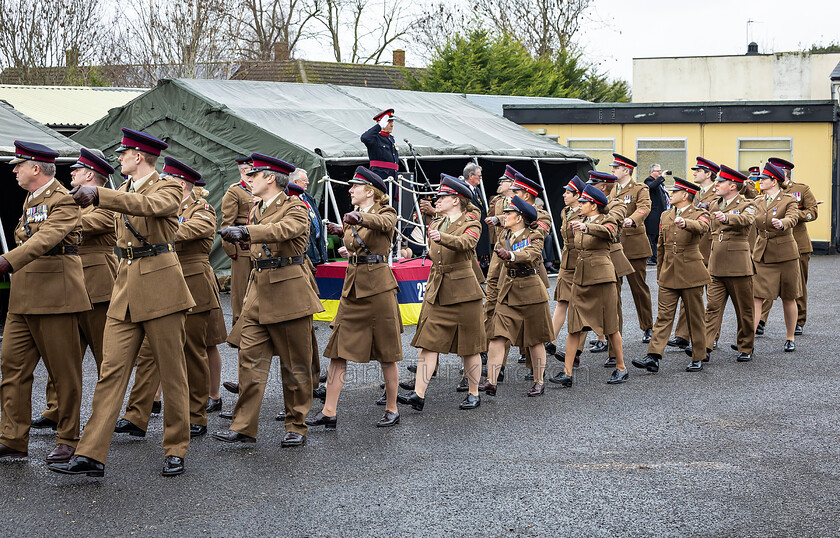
[398,174,487,411]
[480,196,553,397]
[307,166,403,428]
[550,184,628,386]
[752,162,801,352]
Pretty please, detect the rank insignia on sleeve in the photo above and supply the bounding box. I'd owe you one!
[465,228,478,239]
[466,212,478,220]
[698,215,710,224]
[536,221,550,230]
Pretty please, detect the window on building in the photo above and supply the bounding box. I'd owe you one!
[737,138,793,174]
[566,138,615,171]
[635,138,687,180]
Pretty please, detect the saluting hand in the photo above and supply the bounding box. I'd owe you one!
[495,248,512,260]
[343,211,362,225]
[218,226,250,244]
[674,216,686,229]
[713,211,727,223]
[0,256,11,275]
[428,229,441,242]
[69,185,99,207]
[326,222,344,236]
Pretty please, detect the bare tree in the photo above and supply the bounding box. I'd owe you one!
[410,1,474,61]
[310,0,409,64]
[234,0,321,60]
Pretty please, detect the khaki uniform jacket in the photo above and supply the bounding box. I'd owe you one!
[174,193,220,314]
[425,212,484,306]
[609,180,652,259]
[783,180,818,254]
[96,173,195,322]
[220,181,255,258]
[79,205,118,304]
[487,194,506,247]
[495,227,549,306]
[559,205,581,271]
[245,191,324,324]
[340,203,399,299]
[572,213,618,286]
[707,196,756,278]
[605,198,635,277]
[657,205,711,289]
[741,181,760,200]
[5,178,91,315]
[694,186,718,264]
[752,192,800,264]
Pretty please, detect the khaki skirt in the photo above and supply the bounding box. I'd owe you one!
[492,299,553,349]
[324,288,403,363]
[554,268,575,302]
[567,281,620,335]
[753,259,802,300]
[205,307,228,346]
[412,297,487,356]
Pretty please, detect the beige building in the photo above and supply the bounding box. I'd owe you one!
[633,51,840,103]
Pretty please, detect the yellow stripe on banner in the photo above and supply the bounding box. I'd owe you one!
[313,299,423,325]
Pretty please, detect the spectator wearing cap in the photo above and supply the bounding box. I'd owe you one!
[643,163,669,265]
[399,174,486,410]
[609,153,654,344]
[51,128,195,478]
[116,157,220,440]
[702,165,757,364]
[308,166,403,429]
[550,184,628,386]
[480,196,553,397]
[214,153,324,448]
[632,178,711,374]
[0,141,91,465]
[361,108,400,181]
[220,156,256,328]
[758,157,817,337]
[751,162,801,353]
[32,149,118,435]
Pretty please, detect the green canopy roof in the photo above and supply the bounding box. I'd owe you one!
[0,100,83,159]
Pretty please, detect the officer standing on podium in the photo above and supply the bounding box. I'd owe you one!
[361,108,400,181]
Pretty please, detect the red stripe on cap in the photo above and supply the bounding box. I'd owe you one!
[580,191,605,205]
[719,169,744,183]
[438,185,459,196]
[613,158,634,169]
[512,180,538,197]
[676,184,698,195]
[353,174,367,182]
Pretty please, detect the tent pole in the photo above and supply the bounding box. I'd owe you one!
[532,159,562,257]
[322,174,331,225]
[388,178,395,266]
[327,180,341,223]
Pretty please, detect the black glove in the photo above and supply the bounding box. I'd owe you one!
[0,256,11,275]
[326,222,344,236]
[495,248,512,261]
[218,226,250,244]
[343,211,362,225]
[69,185,99,207]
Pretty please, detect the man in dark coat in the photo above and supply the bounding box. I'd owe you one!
[644,163,668,264]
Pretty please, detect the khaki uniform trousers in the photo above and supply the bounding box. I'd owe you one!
[648,286,706,362]
[123,311,211,430]
[760,253,809,327]
[705,276,755,353]
[231,314,314,438]
[42,301,109,423]
[230,249,251,325]
[621,257,653,332]
[75,311,189,464]
[0,313,82,452]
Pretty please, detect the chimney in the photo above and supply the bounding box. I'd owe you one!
[746,42,759,55]
[392,49,405,67]
[274,41,289,61]
[65,47,79,67]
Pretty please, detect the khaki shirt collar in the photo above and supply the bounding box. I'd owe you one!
[29,178,57,201]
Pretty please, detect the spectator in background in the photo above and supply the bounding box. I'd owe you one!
[644,163,669,265]
[290,169,328,266]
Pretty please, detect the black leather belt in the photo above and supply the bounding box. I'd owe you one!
[119,242,175,260]
[507,267,538,278]
[45,244,79,256]
[254,254,306,270]
[348,254,386,265]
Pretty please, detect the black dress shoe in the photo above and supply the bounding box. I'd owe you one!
[667,336,690,349]
[684,343,693,355]
[524,371,533,380]
[647,257,657,266]
[45,443,75,463]
[406,364,437,377]
[730,344,739,351]
[275,412,286,421]
[0,444,27,459]
[477,379,496,396]
[162,456,184,477]
[527,382,544,397]
[607,368,629,384]
[319,371,328,383]
[642,329,652,343]
[190,424,207,437]
[590,340,608,353]
[31,416,58,430]
[794,325,803,336]
[213,430,255,443]
[219,411,233,420]
[548,371,573,387]
[459,393,480,409]
[398,378,415,390]
[455,377,469,392]
[305,411,337,430]
[222,381,239,394]
[396,391,425,411]
[517,355,526,364]
[686,361,703,372]
[755,320,765,336]
[631,354,660,373]
[114,418,146,437]
[713,339,718,350]
[48,456,104,477]
[377,410,400,427]
[784,340,795,352]
[603,356,616,368]
[545,342,557,356]
[151,401,162,414]
[736,352,753,362]
[206,397,222,413]
[281,432,306,447]
[375,391,387,406]
[313,385,327,402]
[498,366,505,383]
